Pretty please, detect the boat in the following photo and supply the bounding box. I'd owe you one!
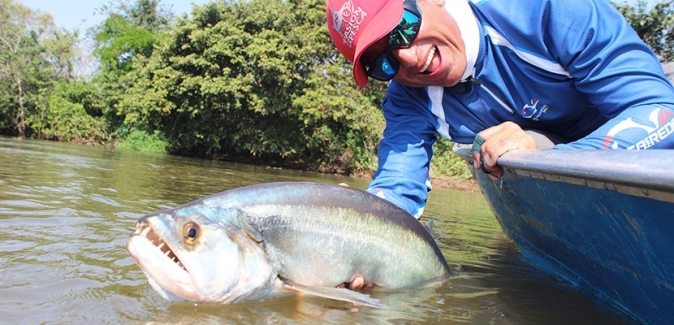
[453,146,674,324]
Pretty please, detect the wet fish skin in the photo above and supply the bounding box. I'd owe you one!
[127,182,451,305]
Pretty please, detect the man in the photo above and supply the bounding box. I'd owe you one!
[326,0,674,219]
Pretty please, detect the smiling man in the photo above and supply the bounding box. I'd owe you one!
[326,0,674,219]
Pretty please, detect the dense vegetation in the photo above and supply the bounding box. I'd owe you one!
[1,0,673,180]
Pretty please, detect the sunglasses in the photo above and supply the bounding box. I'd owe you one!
[364,0,422,81]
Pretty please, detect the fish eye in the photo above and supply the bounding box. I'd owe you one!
[183,222,200,245]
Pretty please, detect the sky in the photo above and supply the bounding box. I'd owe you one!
[20,0,214,32]
[21,0,661,33]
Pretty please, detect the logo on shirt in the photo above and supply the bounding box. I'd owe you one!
[330,0,367,48]
[521,99,549,121]
[603,107,674,149]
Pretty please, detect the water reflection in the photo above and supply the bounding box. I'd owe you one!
[0,136,629,324]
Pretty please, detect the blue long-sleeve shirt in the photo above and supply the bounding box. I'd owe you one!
[367,0,674,218]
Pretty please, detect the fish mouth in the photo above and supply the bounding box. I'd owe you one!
[135,222,187,272]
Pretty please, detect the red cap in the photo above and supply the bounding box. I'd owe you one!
[326,0,404,87]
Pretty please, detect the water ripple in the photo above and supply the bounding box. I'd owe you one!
[0,137,631,325]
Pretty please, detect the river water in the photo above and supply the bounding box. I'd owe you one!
[0,136,630,324]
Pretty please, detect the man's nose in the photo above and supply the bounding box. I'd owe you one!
[391,47,417,69]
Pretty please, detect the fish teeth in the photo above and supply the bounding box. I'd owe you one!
[141,226,151,237]
[157,242,165,250]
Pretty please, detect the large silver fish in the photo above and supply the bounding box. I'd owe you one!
[127,182,451,307]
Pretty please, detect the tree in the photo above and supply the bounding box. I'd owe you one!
[88,0,174,143]
[94,14,156,71]
[614,0,674,61]
[0,0,63,136]
[93,0,171,71]
[26,81,107,143]
[115,0,384,173]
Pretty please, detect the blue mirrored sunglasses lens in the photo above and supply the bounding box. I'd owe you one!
[388,10,421,47]
[367,54,399,81]
[364,6,421,81]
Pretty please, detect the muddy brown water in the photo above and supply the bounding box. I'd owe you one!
[0,136,630,324]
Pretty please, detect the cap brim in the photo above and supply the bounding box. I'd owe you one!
[352,1,404,88]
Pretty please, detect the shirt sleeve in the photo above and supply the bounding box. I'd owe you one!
[545,0,674,149]
[366,83,438,218]
[554,104,674,150]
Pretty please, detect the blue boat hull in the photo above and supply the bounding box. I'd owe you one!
[456,148,674,324]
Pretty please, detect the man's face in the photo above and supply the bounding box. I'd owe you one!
[364,0,467,88]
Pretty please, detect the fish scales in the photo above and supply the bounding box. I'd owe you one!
[242,203,448,289]
[128,182,451,306]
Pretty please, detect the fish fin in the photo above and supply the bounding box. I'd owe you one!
[236,209,263,242]
[424,219,435,234]
[282,279,390,309]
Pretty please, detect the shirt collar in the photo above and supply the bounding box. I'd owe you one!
[446,0,480,82]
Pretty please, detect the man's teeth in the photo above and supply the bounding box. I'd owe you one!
[420,47,436,73]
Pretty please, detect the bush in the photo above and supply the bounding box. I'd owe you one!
[117,129,168,153]
[430,137,473,180]
[27,95,107,144]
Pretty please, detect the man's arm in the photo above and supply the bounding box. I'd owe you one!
[366,87,438,218]
[475,0,674,175]
[548,0,674,149]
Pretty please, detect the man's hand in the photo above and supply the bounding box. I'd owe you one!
[471,122,538,179]
[336,274,375,291]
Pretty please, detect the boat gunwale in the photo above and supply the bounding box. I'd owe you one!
[453,147,674,202]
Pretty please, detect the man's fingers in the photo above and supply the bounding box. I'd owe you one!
[472,122,537,179]
[347,275,364,290]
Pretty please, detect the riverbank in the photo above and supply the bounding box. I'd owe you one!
[16,136,482,194]
[431,175,480,193]
[213,149,479,193]
[351,169,480,193]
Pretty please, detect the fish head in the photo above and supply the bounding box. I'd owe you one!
[127,207,274,304]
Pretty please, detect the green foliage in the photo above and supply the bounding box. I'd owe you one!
[92,0,171,62]
[0,0,79,137]
[94,14,157,71]
[430,138,472,180]
[25,80,108,143]
[116,0,383,173]
[26,91,107,142]
[90,0,174,141]
[117,129,167,153]
[41,26,79,80]
[127,0,171,30]
[6,0,674,180]
[293,57,384,171]
[614,0,674,61]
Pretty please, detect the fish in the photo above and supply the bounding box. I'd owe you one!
[127,182,451,308]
